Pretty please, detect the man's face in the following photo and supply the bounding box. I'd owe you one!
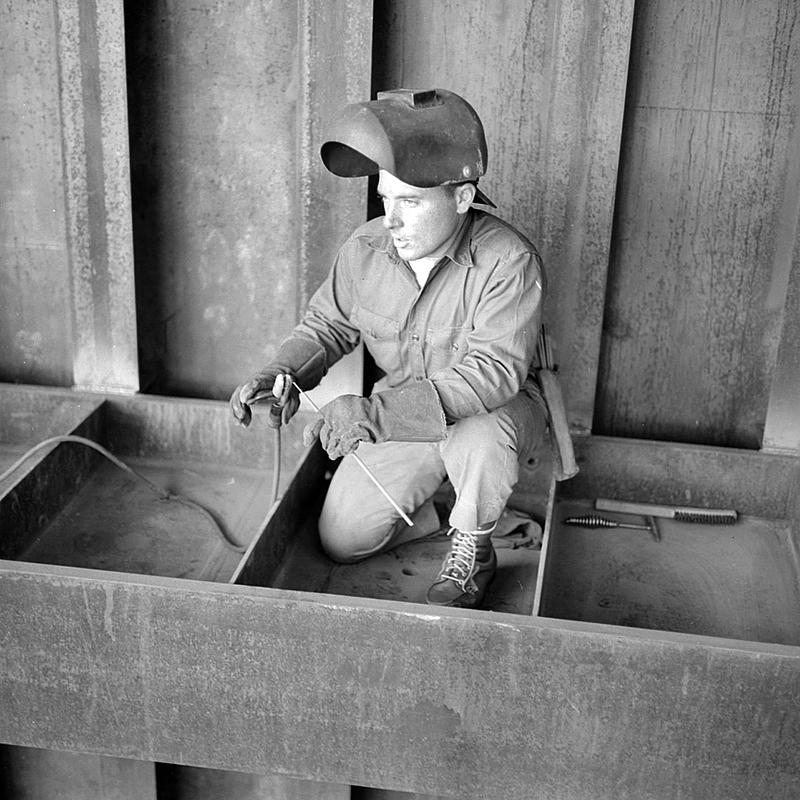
[377,169,471,261]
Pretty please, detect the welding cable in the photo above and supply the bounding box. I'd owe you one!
[271,426,281,506]
[0,435,245,553]
[267,373,297,508]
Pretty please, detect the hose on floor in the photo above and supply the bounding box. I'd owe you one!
[0,435,245,553]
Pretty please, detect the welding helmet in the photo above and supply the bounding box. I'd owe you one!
[321,88,495,207]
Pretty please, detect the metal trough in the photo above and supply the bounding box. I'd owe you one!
[1,384,798,799]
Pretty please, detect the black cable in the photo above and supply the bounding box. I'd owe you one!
[271,426,281,506]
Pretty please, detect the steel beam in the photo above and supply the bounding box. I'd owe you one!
[0,562,798,800]
[56,0,138,392]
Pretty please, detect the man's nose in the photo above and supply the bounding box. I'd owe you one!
[383,202,401,229]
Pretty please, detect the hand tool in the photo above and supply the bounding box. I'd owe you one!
[536,325,579,481]
[564,514,651,531]
[564,513,660,542]
[595,498,738,524]
[290,381,415,527]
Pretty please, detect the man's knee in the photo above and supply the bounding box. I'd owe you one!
[316,439,445,563]
[318,494,398,563]
[440,407,518,464]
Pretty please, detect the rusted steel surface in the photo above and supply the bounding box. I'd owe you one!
[562,435,800,520]
[0,410,104,561]
[595,0,800,448]
[0,562,798,800]
[292,0,373,408]
[543,501,800,644]
[125,0,371,400]
[1,412,799,798]
[155,763,349,800]
[230,439,327,588]
[296,0,373,312]
[56,0,138,392]
[0,385,103,452]
[0,746,156,800]
[125,0,300,397]
[374,0,635,434]
[763,212,800,452]
[99,393,310,473]
[0,1,73,386]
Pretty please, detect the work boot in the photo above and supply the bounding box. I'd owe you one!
[425,529,497,608]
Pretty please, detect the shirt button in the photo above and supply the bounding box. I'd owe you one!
[411,334,420,342]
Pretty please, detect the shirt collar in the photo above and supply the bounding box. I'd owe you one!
[359,210,476,268]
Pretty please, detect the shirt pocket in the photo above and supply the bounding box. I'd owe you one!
[354,306,401,372]
[425,325,470,375]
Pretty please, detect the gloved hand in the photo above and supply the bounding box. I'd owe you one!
[231,369,298,428]
[230,336,326,428]
[302,395,376,458]
[303,381,447,459]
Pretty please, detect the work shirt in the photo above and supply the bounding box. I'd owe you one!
[293,208,545,422]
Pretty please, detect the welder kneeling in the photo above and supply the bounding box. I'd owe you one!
[230,88,547,609]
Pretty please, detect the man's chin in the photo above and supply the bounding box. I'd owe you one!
[395,243,417,259]
[396,243,434,260]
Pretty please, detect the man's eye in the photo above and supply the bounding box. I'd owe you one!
[402,199,418,207]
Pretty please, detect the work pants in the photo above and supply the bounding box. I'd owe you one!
[318,391,547,563]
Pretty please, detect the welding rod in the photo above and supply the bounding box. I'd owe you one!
[292,383,414,527]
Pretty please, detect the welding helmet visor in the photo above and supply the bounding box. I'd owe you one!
[321,88,495,207]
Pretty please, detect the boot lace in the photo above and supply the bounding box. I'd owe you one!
[439,528,478,590]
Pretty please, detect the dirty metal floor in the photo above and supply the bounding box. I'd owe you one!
[13,454,544,614]
[268,504,543,615]
[17,457,269,582]
[543,499,800,645]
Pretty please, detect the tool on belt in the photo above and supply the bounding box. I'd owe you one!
[536,325,579,481]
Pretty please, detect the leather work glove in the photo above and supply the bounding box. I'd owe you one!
[230,337,326,428]
[302,380,447,460]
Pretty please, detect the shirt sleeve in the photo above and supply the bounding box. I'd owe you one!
[430,249,544,422]
[290,240,362,367]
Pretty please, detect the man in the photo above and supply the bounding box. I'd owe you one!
[230,88,547,608]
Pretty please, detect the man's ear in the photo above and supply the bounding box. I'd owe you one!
[454,182,477,213]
